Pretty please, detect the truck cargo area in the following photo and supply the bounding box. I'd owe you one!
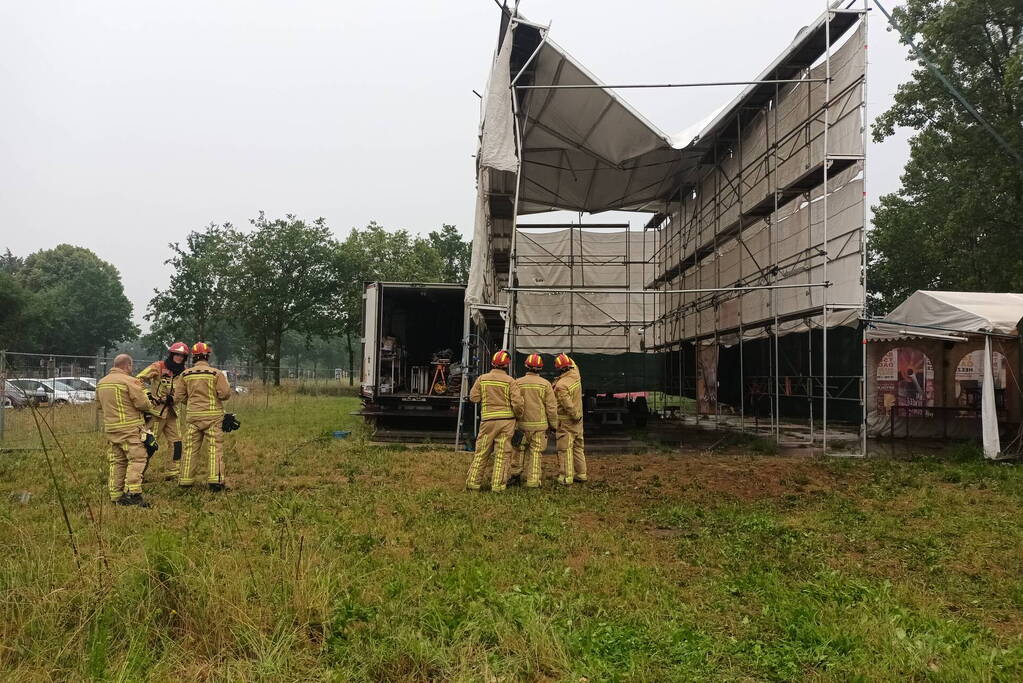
[358,282,467,442]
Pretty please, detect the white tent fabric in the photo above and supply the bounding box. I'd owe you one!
[867,290,1021,459]
[982,335,1002,459]
[866,291,1023,340]
[466,16,691,307]
[479,24,518,174]
[514,229,656,353]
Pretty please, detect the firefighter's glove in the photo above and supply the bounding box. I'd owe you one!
[143,432,159,456]
[222,413,241,433]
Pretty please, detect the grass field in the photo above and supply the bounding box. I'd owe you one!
[2,391,1023,681]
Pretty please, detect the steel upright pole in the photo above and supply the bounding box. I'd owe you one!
[822,0,832,454]
[860,0,870,457]
[0,350,6,443]
[772,77,782,443]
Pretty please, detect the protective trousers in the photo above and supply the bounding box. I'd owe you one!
[179,416,225,486]
[517,430,548,487]
[466,418,515,492]
[556,418,587,484]
[106,428,148,502]
[149,412,182,478]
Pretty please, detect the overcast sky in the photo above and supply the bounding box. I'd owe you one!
[1,1,913,329]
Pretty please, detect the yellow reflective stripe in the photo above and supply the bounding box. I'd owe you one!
[104,419,144,431]
[518,420,547,429]
[187,409,224,417]
[480,380,514,419]
[208,377,216,412]
[98,384,136,428]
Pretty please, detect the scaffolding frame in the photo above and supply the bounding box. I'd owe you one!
[475,0,869,454]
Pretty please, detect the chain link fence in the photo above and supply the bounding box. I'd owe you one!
[0,350,354,449]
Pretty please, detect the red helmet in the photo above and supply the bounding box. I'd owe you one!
[168,342,190,356]
[191,342,212,356]
[554,353,573,370]
[491,350,511,368]
[524,353,543,370]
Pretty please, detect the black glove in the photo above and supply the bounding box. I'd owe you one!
[143,432,159,456]
[222,413,241,432]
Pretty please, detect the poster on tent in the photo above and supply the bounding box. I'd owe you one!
[696,344,718,414]
[954,350,1007,418]
[874,347,934,418]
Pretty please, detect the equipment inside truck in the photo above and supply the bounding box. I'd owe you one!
[374,285,464,397]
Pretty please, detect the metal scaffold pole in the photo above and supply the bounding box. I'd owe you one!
[822,0,832,454]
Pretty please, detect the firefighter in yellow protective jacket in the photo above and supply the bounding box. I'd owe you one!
[509,353,558,488]
[173,342,232,491]
[466,350,524,492]
[552,353,587,484]
[97,354,156,507]
[136,341,189,480]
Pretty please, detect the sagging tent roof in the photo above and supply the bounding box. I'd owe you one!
[468,2,862,306]
[866,291,1023,341]
[481,17,687,217]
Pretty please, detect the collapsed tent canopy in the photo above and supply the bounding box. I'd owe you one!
[866,291,1023,340]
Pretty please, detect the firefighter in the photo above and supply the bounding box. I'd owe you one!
[173,342,232,491]
[509,353,558,488]
[136,341,189,480]
[466,349,524,492]
[552,353,587,484]
[96,354,156,507]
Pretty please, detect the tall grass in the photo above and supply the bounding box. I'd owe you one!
[1,392,1022,680]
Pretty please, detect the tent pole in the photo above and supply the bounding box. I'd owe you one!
[860,0,870,458]
[504,57,527,359]
[454,302,472,449]
[822,0,832,455]
[515,78,829,90]
[772,77,782,444]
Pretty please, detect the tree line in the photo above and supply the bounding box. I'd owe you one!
[0,245,138,354]
[868,0,1022,314]
[0,218,470,384]
[143,214,471,384]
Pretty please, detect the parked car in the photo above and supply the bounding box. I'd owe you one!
[75,376,98,391]
[38,379,94,404]
[2,380,31,408]
[54,377,97,401]
[8,379,50,406]
[222,371,249,394]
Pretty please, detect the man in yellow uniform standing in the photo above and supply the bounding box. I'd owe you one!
[509,353,558,488]
[466,349,524,492]
[173,342,232,491]
[97,353,156,507]
[552,353,587,485]
[136,341,189,480]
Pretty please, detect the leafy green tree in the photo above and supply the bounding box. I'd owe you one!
[428,224,471,283]
[17,245,138,354]
[869,0,1023,314]
[336,223,460,384]
[144,223,243,355]
[0,272,35,350]
[236,213,344,385]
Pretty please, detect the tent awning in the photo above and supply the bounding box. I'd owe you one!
[865,291,1023,341]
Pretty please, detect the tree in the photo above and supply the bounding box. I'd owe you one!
[869,0,1023,314]
[144,223,243,354]
[235,213,344,385]
[336,223,458,384]
[428,224,472,283]
[0,272,34,350]
[17,245,138,354]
